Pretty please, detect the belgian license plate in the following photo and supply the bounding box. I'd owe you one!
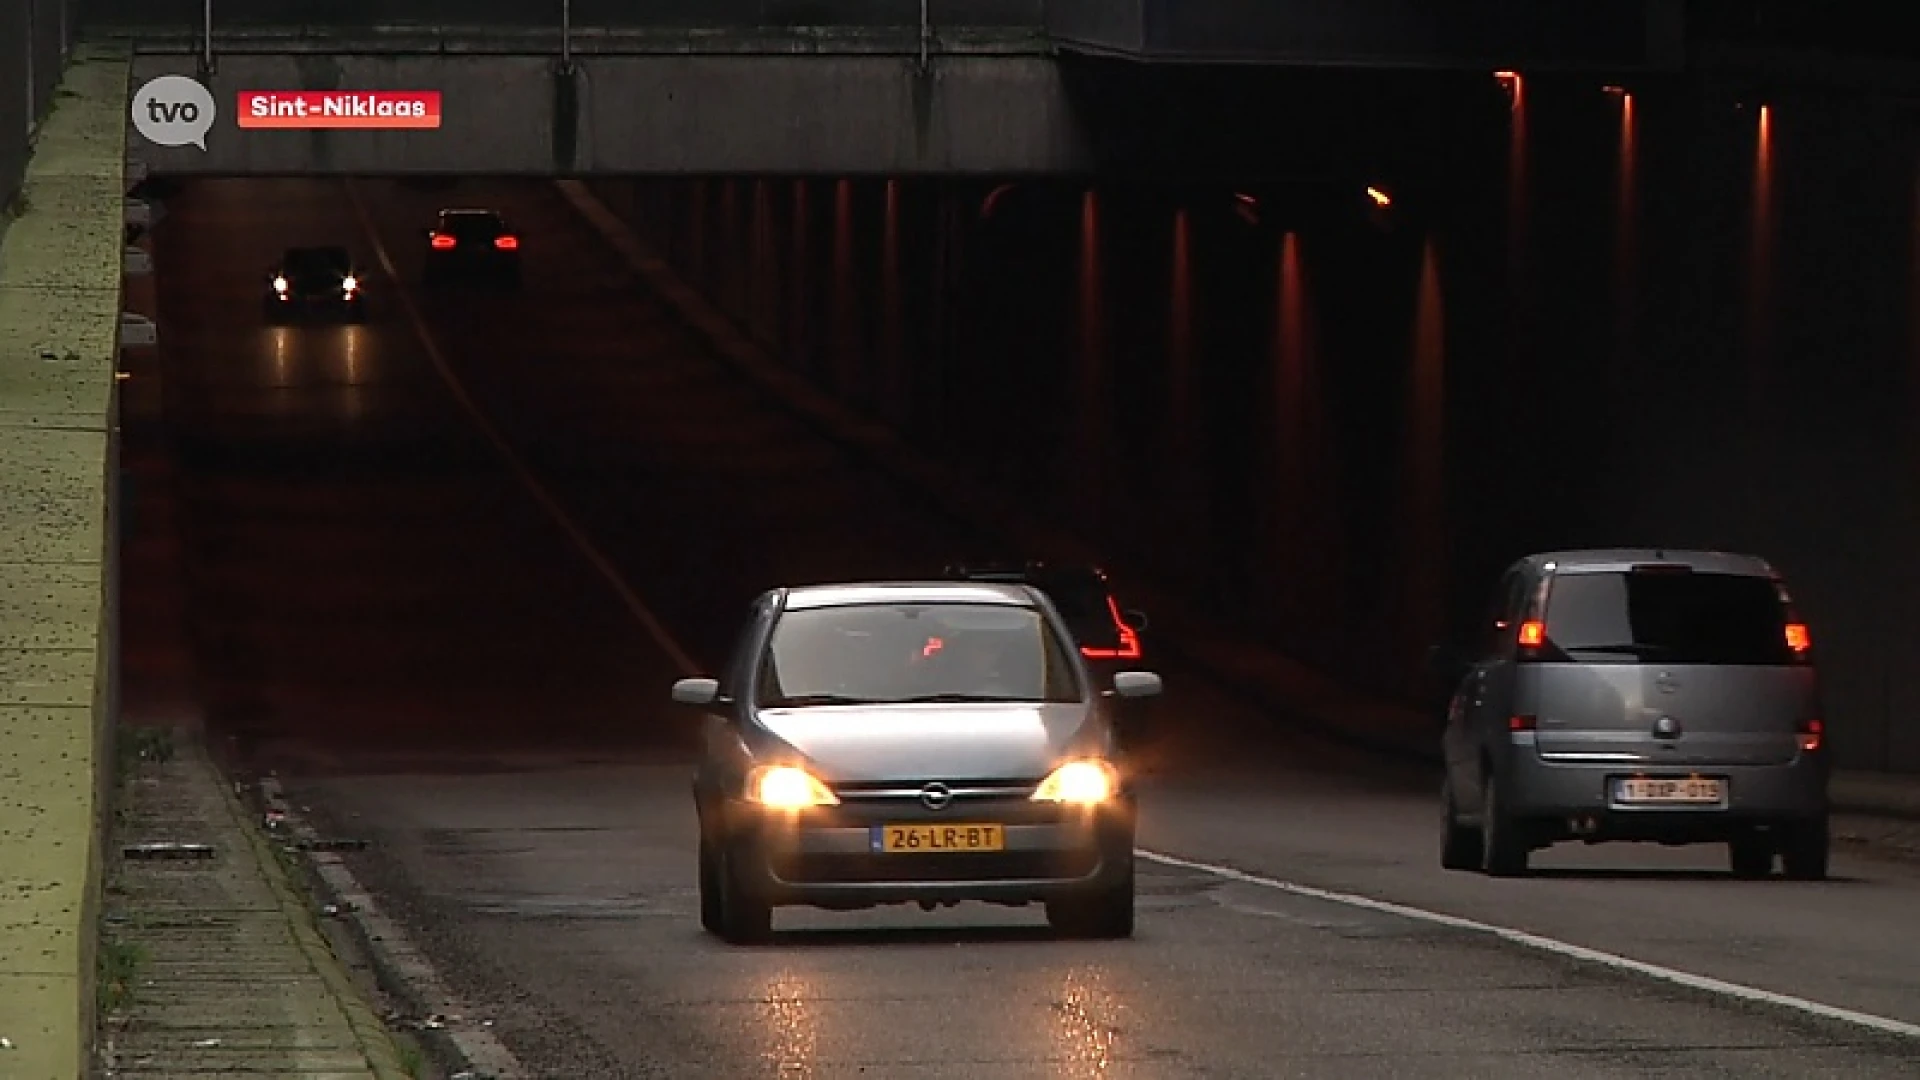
[873,823,1005,853]
[1613,776,1725,805]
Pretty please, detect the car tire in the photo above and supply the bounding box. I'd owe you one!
[716,841,773,944]
[1440,775,1481,872]
[1046,862,1135,939]
[1480,772,1529,878]
[1780,817,1829,881]
[1728,833,1775,878]
[697,835,723,935]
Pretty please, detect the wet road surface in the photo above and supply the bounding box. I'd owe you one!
[134,176,1920,1077]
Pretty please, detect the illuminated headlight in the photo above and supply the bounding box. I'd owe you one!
[342,275,359,293]
[1032,759,1119,804]
[745,765,839,809]
[272,276,288,293]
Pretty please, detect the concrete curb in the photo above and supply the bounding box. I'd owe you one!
[253,777,528,1080]
[552,178,1920,821]
[217,773,414,1080]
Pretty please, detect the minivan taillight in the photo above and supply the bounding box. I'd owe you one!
[1784,622,1810,653]
[1516,620,1545,647]
[1797,718,1823,753]
[1509,714,1537,732]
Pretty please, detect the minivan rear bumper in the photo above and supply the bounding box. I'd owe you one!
[1503,751,1827,838]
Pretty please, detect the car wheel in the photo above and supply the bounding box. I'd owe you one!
[1780,817,1829,881]
[697,835,723,935]
[1046,862,1135,939]
[1440,774,1481,872]
[1480,772,1529,878]
[717,841,772,944]
[1728,833,1775,878]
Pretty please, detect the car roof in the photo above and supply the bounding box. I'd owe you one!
[946,560,1110,583]
[284,245,349,260]
[1520,548,1779,578]
[782,581,1036,611]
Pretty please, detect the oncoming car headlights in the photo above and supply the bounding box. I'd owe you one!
[745,765,840,809]
[1032,759,1120,804]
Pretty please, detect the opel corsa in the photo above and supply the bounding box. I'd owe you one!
[674,581,1162,943]
[1434,550,1828,879]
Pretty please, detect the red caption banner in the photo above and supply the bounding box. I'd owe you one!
[236,91,442,129]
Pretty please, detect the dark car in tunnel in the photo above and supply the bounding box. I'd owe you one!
[422,207,522,288]
[1433,550,1830,880]
[676,581,1162,943]
[264,246,364,323]
[942,561,1149,681]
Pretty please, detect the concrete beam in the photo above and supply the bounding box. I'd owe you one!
[127,52,1095,175]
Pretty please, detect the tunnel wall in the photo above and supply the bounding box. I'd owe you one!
[124,52,1087,176]
[80,0,1045,31]
[1,0,75,220]
[584,74,1920,774]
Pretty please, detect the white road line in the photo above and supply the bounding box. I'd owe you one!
[1137,848,1920,1041]
[352,177,1920,1051]
[343,178,701,677]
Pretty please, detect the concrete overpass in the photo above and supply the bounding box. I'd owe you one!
[86,1,1684,176]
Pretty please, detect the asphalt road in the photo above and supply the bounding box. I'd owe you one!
[139,176,1920,1078]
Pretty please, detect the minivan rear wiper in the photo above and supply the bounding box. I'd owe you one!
[1565,643,1670,656]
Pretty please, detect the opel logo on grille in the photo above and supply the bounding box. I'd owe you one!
[1653,714,1682,738]
[919,783,953,811]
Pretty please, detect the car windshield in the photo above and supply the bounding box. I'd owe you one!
[284,248,350,278]
[757,602,1083,706]
[1542,570,1796,666]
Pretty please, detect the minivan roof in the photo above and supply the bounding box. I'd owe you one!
[1522,549,1778,578]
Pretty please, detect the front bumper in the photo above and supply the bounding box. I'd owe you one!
[722,794,1135,908]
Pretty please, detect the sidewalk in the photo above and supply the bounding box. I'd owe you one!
[558,178,1920,821]
[98,732,411,1079]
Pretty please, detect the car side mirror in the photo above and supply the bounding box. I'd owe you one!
[1110,670,1162,699]
[671,677,721,706]
[1121,608,1149,632]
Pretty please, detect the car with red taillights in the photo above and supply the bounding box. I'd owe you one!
[421,208,521,287]
[942,562,1149,685]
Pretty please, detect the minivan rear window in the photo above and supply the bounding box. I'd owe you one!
[1541,571,1796,665]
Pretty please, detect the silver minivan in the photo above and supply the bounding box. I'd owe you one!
[1434,549,1828,879]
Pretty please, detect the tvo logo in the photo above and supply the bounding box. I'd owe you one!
[131,75,217,150]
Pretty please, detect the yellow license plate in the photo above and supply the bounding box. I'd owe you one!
[874,823,1005,853]
[1614,776,1725,804]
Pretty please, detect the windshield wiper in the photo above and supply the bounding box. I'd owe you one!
[893,693,1034,704]
[768,694,872,707]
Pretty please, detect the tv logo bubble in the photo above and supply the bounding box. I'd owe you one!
[131,75,217,150]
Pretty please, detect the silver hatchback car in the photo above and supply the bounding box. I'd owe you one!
[675,581,1163,943]
[1434,550,1828,879]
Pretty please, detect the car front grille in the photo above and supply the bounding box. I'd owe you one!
[773,849,1100,885]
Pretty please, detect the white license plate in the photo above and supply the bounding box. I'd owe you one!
[1613,777,1725,804]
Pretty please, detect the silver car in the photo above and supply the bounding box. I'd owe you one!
[675,581,1163,943]
[1434,550,1828,879]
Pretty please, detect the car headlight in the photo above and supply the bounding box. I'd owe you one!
[342,275,359,292]
[272,276,288,293]
[1032,759,1119,804]
[745,765,839,809]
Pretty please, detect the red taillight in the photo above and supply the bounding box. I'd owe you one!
[430,233,456,249]
[1081,595,1143,659]
[1798,718,1823,753]
[1784,622,1810,653]
[922,636,943,657]
[1509,714,1537,732]
[494,235,518,250]
[1516,620,1545,647]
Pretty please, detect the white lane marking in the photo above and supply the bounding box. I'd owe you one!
[342,179,701,677]
[356,177,1920,1049]
[1137,848,1920,1041]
